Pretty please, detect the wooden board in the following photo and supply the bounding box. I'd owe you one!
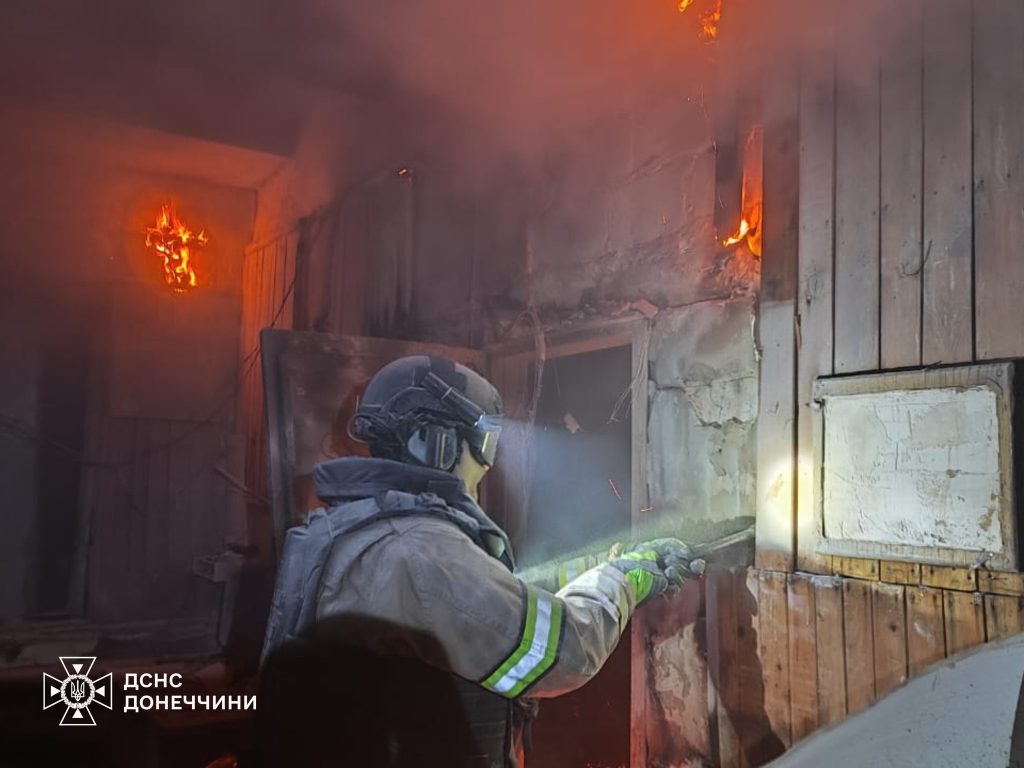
[167,421,192,572]
[922,0,974,365]
[145,420,171,577]
[88,418,128,620]
[973,0,1024,359]
[336,192,370,336]
[842,578,875,713]
[921,564,977,592]
[943,590,985,655]
[755,301,797,571]
[706,569,741,768]
[128,419,149,577]
[787,574,818,742]
[795,0,836,573]
[833,557,880,581]
[736,570,785,766]
[978,570,1024,597]
[761,61,801,306]
[833,0,880,373]
[984,595,1024,641]
[758,571,792,748]
[737,569,761,766]
[879,0,924,368]
[755,57,800,572]
[282,230,297,328]
[880,561,921,586]
[906,586,946,675]
[871,582,908,698]
[813,575,846,727]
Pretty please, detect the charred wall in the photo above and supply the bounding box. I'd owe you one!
[0,118,260,627]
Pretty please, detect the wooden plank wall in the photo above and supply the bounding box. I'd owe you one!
[707,562,1024,766]
[767,0,1024,590]
[81,292,240,622]
[237,229,298,555]
[732,0,1024,763]
[83,417,229,622]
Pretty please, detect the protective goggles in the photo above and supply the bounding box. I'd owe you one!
[466,414,502,467]
[422,372,503,467]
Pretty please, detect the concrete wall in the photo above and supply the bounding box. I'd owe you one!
[649,297,759,526]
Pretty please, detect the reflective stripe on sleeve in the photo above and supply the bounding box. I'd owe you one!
[481,586,564,697]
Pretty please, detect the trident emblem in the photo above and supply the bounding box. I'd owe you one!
[69,679,86,702]
[42,657,113,726]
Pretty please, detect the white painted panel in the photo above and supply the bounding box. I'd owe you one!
[822,386,1001,551]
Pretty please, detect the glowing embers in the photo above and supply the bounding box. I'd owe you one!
[698,0,722,41]
[677,0,723,43]
[145,204,208,291]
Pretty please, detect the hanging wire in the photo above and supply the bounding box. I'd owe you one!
[608,317,653,424]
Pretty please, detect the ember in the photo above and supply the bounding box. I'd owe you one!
[698,0,722,42]
[677,0,723,43]
[145,203,208,291]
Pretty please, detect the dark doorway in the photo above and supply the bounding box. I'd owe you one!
[524,342,632,768]
[33,304,94,615]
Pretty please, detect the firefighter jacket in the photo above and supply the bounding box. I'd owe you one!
[314,457,641,698]
[258,456,642,767]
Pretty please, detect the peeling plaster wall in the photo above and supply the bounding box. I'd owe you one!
[643,580,713,767]
[822,387,1002,550]
[648,297,759,525]
[523,95,755,316]
[638,296,758,767]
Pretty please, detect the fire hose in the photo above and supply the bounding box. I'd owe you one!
[516,524,755,586]
[680,523,756,575]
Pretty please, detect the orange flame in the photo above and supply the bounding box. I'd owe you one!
[722,218,752,248]
[722,126,763,257]
[699,0,722,42]
[677,0,723,43]
[145,204,207,291]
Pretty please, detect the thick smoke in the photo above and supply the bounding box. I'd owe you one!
[0,0,902,176]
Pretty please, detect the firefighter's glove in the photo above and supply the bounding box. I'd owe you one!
[609,538,691,603]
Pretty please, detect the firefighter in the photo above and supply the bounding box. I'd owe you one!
[257,355,692,768]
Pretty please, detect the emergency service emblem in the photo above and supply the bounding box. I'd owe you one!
[42,656,113,726]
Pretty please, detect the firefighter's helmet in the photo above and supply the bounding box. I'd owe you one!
[353,355,503,472]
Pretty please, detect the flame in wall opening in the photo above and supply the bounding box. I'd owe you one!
[722,205,762,256]
[145,204,208,291]
[722,125,763,257]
